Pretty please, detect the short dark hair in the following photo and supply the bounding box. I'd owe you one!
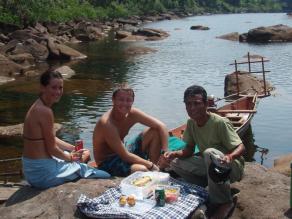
[184,85,207,103]
[112,83,135,100]
[40,71,63,86]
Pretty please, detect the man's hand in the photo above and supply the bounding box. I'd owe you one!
[163,151,177,160]
[157,154,171,169]
[221,154,233,164]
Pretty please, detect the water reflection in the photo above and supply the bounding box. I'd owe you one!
[241,125,269,165]
[68,32,141,83]
[0,138,23,183]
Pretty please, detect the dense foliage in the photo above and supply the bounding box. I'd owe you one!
[0,0,288,26]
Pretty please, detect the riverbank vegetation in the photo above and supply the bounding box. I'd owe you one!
[0,0,289,27]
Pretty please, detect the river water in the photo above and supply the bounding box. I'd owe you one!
[1,13,292,168]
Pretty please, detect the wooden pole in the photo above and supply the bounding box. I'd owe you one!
[235,59,240,96]
[248,52,251,73]
[261,57,267,96]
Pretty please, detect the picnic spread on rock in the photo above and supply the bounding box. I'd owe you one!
[77,171,208,218]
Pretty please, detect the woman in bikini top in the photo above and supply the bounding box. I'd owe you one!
[22,71,89,162]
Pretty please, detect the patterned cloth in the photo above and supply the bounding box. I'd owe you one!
[77,177,208,219]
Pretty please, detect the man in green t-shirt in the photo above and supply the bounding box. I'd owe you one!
[163,85,245,219]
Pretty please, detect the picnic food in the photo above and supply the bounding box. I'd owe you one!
[119,195,127,207]
[165,188,179,203]
[131,176,152,187]
[127,195,136,206]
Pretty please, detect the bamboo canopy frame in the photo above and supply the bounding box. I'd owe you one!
[230,52,271,98]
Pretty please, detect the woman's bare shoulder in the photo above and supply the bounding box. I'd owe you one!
[25,102,54,125]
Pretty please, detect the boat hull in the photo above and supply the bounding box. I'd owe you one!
[169,94,258,139]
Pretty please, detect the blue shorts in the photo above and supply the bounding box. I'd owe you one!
[98,134,148,177]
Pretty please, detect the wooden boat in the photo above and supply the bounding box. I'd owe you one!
[169,94,258,138]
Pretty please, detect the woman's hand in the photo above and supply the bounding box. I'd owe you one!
[151,163,160,171]
[70,150,83,162]
[75,149,91,163]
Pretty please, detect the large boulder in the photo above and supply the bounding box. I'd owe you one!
[0,163,290,219]
[0,178,121,219]
[47,37,86,60]
[22,39,49,61]
[216,32,239,41]
[115,30,132,40]
[240,24,292,42]
[8,53,35,69]
[0,54,23,76]
[54,66,75,79]
[51,43,87,60]
[224,71,274,97]
[0,76,15,85]
[0,123,62,138]
[43,22,59,34]
[232,163,291,219]
[34,23,48,34]
[0,33,9,43]
[73,21,103,41]
[134,28,169,38]
[8,29,44,43]
[190,25,210,30]
[0,40,21,54]
[115,28,169,42]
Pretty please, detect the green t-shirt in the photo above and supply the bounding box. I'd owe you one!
[183,113,244,169]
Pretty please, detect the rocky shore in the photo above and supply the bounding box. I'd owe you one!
[2,12,292,85]
[0,161,291,219]
[0,12,185,85]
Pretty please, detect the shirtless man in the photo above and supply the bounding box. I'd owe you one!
[93,84,168,176]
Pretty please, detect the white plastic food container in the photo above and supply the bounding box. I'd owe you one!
[120,171,170,200]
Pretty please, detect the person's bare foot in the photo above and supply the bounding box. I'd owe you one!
[209,196,237,219]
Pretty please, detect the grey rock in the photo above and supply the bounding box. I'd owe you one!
[0,178,121,219]
[224,71,274,97]
[54,66,75,79]
[190,25,210,30]
[232,163,290,219]
[240,24,292,42]
[23,39,49,61]
[216,32,239,41]
[0,163,290,219]
[0,123,62,138]
[0,54,23,76]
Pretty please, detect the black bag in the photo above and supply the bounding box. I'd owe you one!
[208,155,231,184]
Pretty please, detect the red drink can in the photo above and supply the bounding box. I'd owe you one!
[75,139,83,151]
